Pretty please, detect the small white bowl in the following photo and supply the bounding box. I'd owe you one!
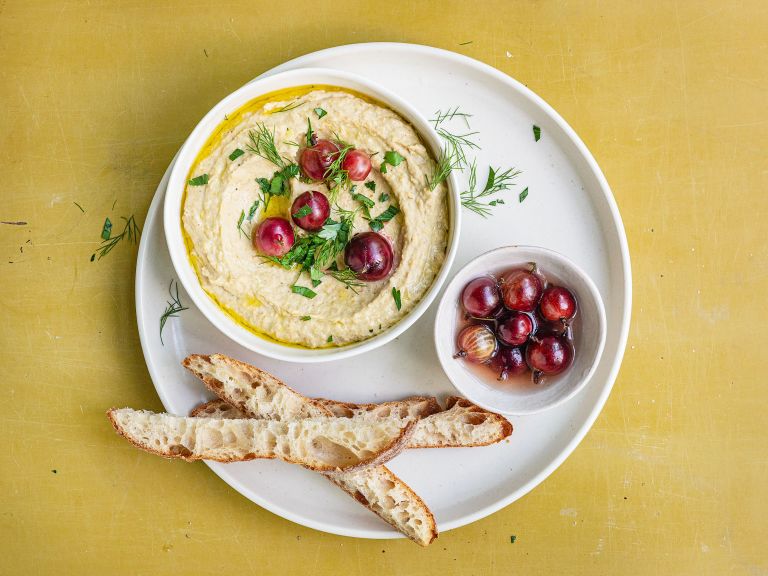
[164,67,461,363]
[434,246,606,415]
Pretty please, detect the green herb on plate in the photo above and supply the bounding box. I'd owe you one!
[229,148,245,161]
[392,287,402,310]
[380,150,405,174]
[314,107,327,119]
[533,125,541,142]
[188,174,209,186]
[159,279,188,345]
[101,217,112,240]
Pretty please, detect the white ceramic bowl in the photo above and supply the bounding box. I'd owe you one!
[164,68,461,363]
[434,246,607,415]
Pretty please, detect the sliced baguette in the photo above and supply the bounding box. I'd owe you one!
[191,399,438,546]
[318,396,442,419]
[190,396,512,449]
[107,409,414,472]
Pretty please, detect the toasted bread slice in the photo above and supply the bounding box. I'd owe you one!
[107,408,414,473]
[190,396,512,449]
[191,399,438,546]
[182,354,332,420]
[318,396,442,419]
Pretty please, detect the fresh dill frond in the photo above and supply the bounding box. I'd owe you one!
[460,160,522,217]
[431,106,473,129]
[92,215,140,260]
[273,100,303,113]
[435,127,479,168]
[246,123,285,168]
[159,279,188,345]
[323,141,354,202]
[325,267,363,294]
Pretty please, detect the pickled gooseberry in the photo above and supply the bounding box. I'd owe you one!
[341,149,372,181]
[500,267,543,312]
[497,312,534,346]
[539,286,577,322]
[344,232,394,281]
[526,335,573,383]
[454,324,498,364]
[253,217,295,257]
[491,346,528,381]
[461,276,501,318]
[290,191,330,232]
[299,139,340,181]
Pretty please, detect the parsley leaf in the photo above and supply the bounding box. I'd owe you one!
[380,150,405,174]
[379,193,389,202]
[369,205,400,232]
[229,148,245,161]
[533,125,541,142]
[292,204,312,219]
[351,192,374,219]
[246,200,260,221]
[188,174,209,186]
[364,181,376,191]
[309,266,323,287]
[519,187,529,203]
[327,335,333,343]
[314,107,327,119]
[101,218,112,241]
[291,285,317,299]
[392,287,402,310]
[300,315,311,321]
[305,117,314,147]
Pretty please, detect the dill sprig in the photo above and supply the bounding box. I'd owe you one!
[91,215,140,260]
[246,123,286,168]
[431,106,473,128]
[428,145,462,190]
[272,100,303,113]
[325,267,364,294]
[460,160,522,217]
[427,106,480,189]
[159,280,188,345]
[323,138,354,202]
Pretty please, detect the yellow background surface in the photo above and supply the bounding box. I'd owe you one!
[1,1,766,574]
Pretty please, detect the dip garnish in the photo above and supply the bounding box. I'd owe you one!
[188,174,209,186]
[247,123,288,168]
[291,285,317,299]
[368,204,400,232]
[314,107,327,119]
[292,204,312,219]
[159,279,188,345]
[533,125,541,142]
[228,148,245,161]
[364,181,376,191]
[379,150,405,174]
[378,193,389,202]
[392,287,402,311]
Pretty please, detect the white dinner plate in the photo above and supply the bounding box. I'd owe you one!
[135,42,631,540]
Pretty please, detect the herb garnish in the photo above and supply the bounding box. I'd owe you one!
[428,146,462,190]
[392,287,402,310]
[364,181,376,191]
[292,204,312,219]
[247,200,260,221]
[300,315,311,321]
[379,193,389,202]
[314,107,327,119]
[188,174,209,186]
[291,285,317,299]
[237,210,251,239]
[368,205,400,232]
[229,148,245,161]
[519,187,529,203]
[101,218,112,240]
[351,191,375,218]
[321,139,355,201]
[533,125,541,141]
[159,280,188,345]
[380,151,405,174]
[273,100,303,113]
[427,107,480,189]
[305,117,315,147]
[247,123,287,168]
[91,215,140,260]
[256,163,300,209]
[460,160,521,217]
[327,335,333,343]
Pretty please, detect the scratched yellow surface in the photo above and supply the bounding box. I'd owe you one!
[1,1,766,574]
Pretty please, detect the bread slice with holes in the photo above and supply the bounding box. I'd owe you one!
[191,396,512,449]
[318,396,442,419]
[107,408,414,473]
[191,399,438,546]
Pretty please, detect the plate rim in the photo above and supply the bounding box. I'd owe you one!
[135,41,632,540]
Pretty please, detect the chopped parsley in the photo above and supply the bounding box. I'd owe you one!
[101,218,112,240]
[305,117,314,147]
[291,285,317,299]
[351,191,375,219]
[188,174,209,186]
[327,335,333,343]
[91,215,140,261]
[368,205,400,232]
[314,107,327,119]
[380,150,405,174]
[392,287,402,310]
[292,204,312,219]
[246,200,260,221]
[364,181,376,191]
[533,125,541,142]
[300,315,311,321]
[519,187,529,203]
[256,163,300,209]
[378,193,389,202]
[228,148,245,161]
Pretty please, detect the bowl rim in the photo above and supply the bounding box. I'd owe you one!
[433,244,607,416]
[163,67,462,363]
